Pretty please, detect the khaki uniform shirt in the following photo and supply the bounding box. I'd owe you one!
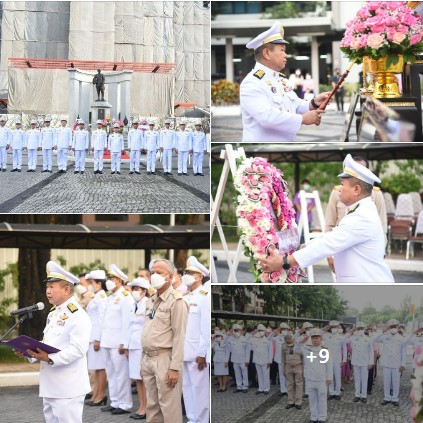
[282,343,303,366]
[142,285,188,371]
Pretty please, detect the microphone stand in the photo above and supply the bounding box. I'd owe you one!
[319,58,358,111]
[0,312,33,342]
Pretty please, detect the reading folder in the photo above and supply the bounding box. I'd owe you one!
[1,335,60,358]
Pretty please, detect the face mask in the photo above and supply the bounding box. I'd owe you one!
[257,331,265,337]
[151,273,167,289]
[281,330,287,336]
[215,337,222,342]
[338,328,343,334]
[357,330,364,336]
[182,274,196,287]
[303,184,310,191]
[87,285,96,293]
[234,332,241,338]
[105,280,116,291]
[306,330,311,336]
[132,291,142,302]
[331,328,338,334]
[390,328,397,334]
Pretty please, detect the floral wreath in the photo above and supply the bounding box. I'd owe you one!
[234,156,303,283]
[411,341,423,422]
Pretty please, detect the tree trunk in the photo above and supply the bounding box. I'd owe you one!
[18,248,51,339]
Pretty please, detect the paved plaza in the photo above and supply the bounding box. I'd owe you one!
[1,384,188,423]
[0,153,210,213]
[211,359,414,423]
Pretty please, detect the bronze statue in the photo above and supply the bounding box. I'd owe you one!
[93,69,105,101]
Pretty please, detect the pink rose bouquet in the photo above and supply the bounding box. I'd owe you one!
[340,1,423,67]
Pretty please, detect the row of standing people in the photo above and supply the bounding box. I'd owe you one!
[0,116,209,176]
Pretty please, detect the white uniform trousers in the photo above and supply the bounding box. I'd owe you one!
[111,152,121,172]
[0,146,6,169]
[27,149,38,170]
[103,347,132,410]
[162,149,173,172]
[353,365,369,398]
[383,367,400,402]
[93,150,104,171]
[178,151,188,174]
[87,342,106,370]
[43,149,52,170]
[57,148,68,170]
[147,150,156,172]
[329,361,342,395]
[255,364,270,392]
[193,152,204,174]
[233,363,249,390]
[75,150,86,171]
[130,150,140,172]
[182,361,210,423]
[43,395,84,423]
[278,363,287,393]
[128,348,142,380]
[12,149,22,169]
[307,380,327,422]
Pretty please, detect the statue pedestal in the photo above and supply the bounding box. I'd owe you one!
[91,101,112,121]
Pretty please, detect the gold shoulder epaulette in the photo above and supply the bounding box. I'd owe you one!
[173,291,182,300]
[122,290,129,296]
[279,72,286,78]
[67,303,78,313]
[334,185,341,191]
[253,69,265,79]
[373,186,380,191]
[100,292,106,298]
[106,290,113,296]
[200,289,208,296]
[50,306,56,312]
[183,291,190,296]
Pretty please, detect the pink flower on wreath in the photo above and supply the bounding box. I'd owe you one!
[367,33,384,48]
[410,33,423,45]
[350,37,362,49]
[391,32,406,44]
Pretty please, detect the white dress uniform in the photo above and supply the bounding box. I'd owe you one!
[159,128,176,173]
[86,289,107,370]
[192,130,206,175]
[373,331,411,403]
[56,126,72,171]
[294,342,333,423]
[212,340,230,376]
[40,296,92,423]
[269,333,288,394]
[182,286,210,423]
[144,129,159,173]
[346,331,373,399]
[26,128,41,171]
[124,296,148,380]
[240,63,310,142]
[251,334,272,393]
[228,334,250,390]
[71,129,89,172]
[322,332,346,396]
[107,132,123,173]
[41,126,56,171]
[100,286,134,411]
[11,128,27,170]
[176,130,193,174]
[91,129,107,172]
[128,128,143,173]
[0,123,12,170]
[294,197,394,282]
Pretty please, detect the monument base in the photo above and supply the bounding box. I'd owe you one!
[90,101,112,122]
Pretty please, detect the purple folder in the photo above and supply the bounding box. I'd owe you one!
[1,335,60,358]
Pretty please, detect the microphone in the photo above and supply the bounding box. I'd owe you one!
[10,302,45,316]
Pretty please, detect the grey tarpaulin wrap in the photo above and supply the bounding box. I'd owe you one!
[1,1,210,112]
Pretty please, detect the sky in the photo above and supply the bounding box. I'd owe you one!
[336,286,423,311]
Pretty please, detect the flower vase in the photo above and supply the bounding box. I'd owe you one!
[366,55,404,98]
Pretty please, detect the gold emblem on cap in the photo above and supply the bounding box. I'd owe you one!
[280,26,285,39]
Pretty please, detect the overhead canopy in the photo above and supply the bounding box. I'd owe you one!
[211,143,423,163]
[0,223,209,250]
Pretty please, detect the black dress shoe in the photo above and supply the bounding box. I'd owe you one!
[117,171,121,174]
[2,168,6,172]
[328,395,335,400]
[17,169,21,172]
[335,395,341,400]
[198,173,204,176]
[353,397,360,402]
[151,172,156,175]
[130,414,146,420]
[80,171,84,174]
[129,171,134,174]
[74,171,78,174]
[285,404,295,409]
[295,405,302,410]
[11,168,17,172]
[183,172,188,175]
[381,400,390,405]
[361,398,367,403]
[255,391,263,395]
[303,394,309,399]
[48,170,52,173]
[98,171,102,174]
[243,389,248,393]
[392,401,399,406]
[111,408,130,415]
[27,169,32,172]
[278,392,287,397]
[177,173,182,176]
[111,172,115,174]
[85,393,93,400]
[263,391,269,395]
[147,171,151,175]
[101,405,115,412]
[233,389,243,393]
[167,172,173,176]
[135,171,141,174]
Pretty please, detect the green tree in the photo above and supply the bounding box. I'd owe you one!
[264,2,327,18]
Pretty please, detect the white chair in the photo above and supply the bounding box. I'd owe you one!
[409,192,423,218]
[383,192,396,218]
[395,193,415,222]
[406,210,423,259]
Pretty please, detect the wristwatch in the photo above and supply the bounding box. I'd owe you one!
[282,255,291,270]
[47,357,54,366]
[311,98,319,109]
